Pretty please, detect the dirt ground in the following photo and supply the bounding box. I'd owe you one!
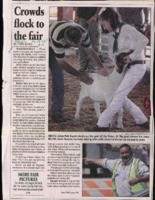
[48,55,150,132]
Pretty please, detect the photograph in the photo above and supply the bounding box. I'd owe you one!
[82,143,150,197]
[48,6,151,132]
[2,0,154,199]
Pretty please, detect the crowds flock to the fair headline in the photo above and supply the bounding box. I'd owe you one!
[14,6,45,40]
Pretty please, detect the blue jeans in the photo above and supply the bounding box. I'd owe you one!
[49,47,64,116]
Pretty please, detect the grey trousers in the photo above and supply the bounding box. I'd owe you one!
[78,18,100,71]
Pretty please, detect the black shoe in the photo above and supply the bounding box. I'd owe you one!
[87,125,110,132]
[52,115,67,123]
[136,121,149,129]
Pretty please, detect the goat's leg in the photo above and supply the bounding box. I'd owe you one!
[75,89,88,119]
[110,118,116,128]
[117,107,124,129]
[105,99,116,128]
[94,102,101,119]
[104,106,124,129]
[75,99,84,119]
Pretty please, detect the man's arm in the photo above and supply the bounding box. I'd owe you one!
[74,7,79,23]
[83,158,104,166]
[129,174,149,186]
[129,159,149,186]
[57,59,94,85]
[89,7,101,21]
[143,8,149,24]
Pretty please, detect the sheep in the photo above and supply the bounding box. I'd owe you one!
[75,63,124,129]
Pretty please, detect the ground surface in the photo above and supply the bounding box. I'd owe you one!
[48,55,150,132]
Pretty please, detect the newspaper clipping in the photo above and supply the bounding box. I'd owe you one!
[2,0,154,199]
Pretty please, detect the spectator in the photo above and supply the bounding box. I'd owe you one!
[74,7,101,72]
[117,8,149,32]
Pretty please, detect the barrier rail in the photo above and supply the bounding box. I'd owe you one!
[82,178,114,197]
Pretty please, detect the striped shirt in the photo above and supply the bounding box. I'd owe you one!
[49,21,91,59]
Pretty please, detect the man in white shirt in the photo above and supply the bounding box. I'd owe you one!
[84,144,149,197]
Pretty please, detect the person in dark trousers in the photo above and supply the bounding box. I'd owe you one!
[84,144,149,197]
[49,21,107,123]
[117,8,149,33]
[75,7,101,72]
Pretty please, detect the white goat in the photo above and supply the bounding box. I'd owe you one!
[75,66,124,129]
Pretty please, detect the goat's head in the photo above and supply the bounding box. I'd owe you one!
[98,56,115,76]
[115,49,134,73]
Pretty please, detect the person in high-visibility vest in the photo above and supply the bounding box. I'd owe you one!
[83,144,149,197]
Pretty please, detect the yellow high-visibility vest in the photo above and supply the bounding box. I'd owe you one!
[112,158,148,197]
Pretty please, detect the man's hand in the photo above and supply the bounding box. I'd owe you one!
[58,59,93,85]
[89,14,98,22]
[129,178,139,186]
[129,175,149,186]
[79,72,94,85]
[83,158,91,165]
[83,158,104,166]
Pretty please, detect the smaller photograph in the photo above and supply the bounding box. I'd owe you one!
[82,143,150,197]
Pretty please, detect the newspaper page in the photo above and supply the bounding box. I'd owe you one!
[2,0,154,199]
